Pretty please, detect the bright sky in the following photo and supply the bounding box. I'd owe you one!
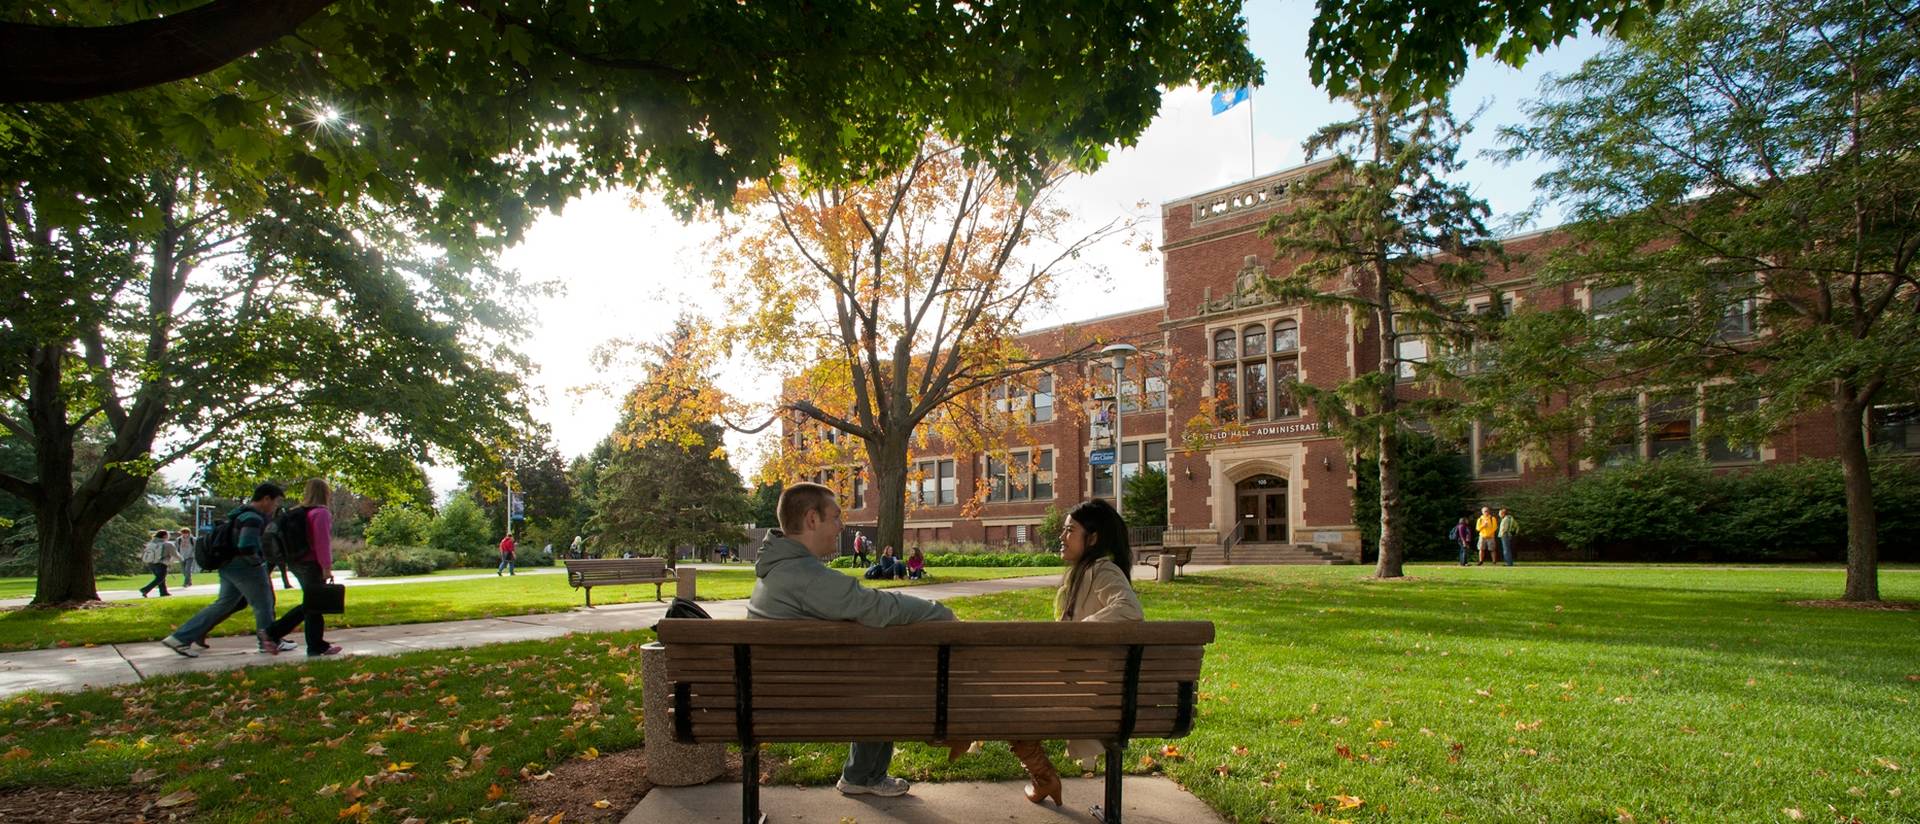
[468,2,1607,495]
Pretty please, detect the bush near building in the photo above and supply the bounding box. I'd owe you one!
[1500,457,1920,562]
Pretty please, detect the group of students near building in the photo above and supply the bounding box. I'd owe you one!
[748,483,1137,807]
[157,479,342,659]
[1452,506,1520,566]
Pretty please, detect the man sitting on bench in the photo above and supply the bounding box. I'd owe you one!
[747,483,954,799]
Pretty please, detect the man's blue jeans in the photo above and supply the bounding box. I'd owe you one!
[498,555,515,575]
[171,557,275,642]
[1500,537,1514,566]
[842,741,894,786]
[1458,542,1470,564]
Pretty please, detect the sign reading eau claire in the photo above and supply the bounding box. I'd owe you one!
[1194,420,1326,443]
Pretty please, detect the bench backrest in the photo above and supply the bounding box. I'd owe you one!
[566,557,668,581]
[657,619,1212,745]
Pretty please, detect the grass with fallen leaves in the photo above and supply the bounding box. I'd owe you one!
[768,564,1920,823]
[0,630,657,823]
[0,566,1048,651]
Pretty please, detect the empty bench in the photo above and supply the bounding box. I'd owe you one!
[1142,545,1192,575]
[564,557,673,607]
[657,618,1214,824]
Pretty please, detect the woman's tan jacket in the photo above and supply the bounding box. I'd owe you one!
[1052,557,1143,764]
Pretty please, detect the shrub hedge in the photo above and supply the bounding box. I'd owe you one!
[1497,456,1920,561]
[827,551,1062,569]
[343,546,464,577]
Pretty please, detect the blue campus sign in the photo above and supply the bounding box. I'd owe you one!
[1088,448,1116,466]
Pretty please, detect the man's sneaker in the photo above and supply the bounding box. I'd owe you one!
[256,631,281,655]
[277,639,298,652]
[835,776,911,797]
[308,644,343,657]
[159,636,200,658]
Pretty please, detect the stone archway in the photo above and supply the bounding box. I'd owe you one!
[1233,474,1289,543]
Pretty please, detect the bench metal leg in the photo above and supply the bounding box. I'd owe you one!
[1089,743,1124,824]
[584,586,593,608]
[742,743,765,824]
[655,582,663,602]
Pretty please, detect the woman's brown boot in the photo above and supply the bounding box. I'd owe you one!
[1008,740,1063,806]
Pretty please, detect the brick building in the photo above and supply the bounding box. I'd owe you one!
[791,162,1915,563]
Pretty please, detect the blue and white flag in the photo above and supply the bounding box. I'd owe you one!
[1210,86,1251,115]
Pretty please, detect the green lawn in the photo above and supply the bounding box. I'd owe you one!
[0,567,1049,652]
[0,565,1912,823]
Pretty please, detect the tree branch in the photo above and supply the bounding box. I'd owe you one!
[0,0,339,102]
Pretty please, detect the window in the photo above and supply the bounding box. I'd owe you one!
[1094,439,1165,496]
[1395,337,1428,379]
[1590,283,1633,321]
[986,449,1054,503]
[1092,356,1167,413]
[1870,405,1920,453]
[914,459,956,506]
[1272,319,1299,352]
[1474,422,1518,477]
[1211,318,1303,421]
[1705,393,1760,464]
[851,471,867,509]
[1596,396,1640,466]
[1713,277,1758,340]
[1213,330,1236,361]
[1648,394,1695,458]
[1033,375,1054,422]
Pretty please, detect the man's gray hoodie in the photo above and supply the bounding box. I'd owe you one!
[747,534,954,626]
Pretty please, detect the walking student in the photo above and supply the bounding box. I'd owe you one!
[1475,506,1499,565]
[175,525,197,587]
[158,483,284,658]
[1497,507,1518,566]
[264,479,343,657]
[139,530,179,597]
[1451,517,1474,566]
[497,532,517,576]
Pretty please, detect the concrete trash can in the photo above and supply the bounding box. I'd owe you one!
[676,566,697,602]
[1157,555,1177,583]
[640,642,724,786]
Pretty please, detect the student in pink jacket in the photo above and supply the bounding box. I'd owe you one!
[264,478,342,656]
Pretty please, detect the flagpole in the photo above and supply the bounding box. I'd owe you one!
[1248,90,1256,178]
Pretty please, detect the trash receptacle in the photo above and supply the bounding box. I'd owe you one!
[640,642,724,786]
[1156,555,1177,583]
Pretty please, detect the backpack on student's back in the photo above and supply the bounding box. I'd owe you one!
[196,518,240,571]
[261,506,312,566]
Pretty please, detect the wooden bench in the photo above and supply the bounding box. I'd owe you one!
[564,558,673,607]
[658,618,1214,824]
[1142,545,1192,575]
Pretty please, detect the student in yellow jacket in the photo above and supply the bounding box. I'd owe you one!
[1475,507,1499,565]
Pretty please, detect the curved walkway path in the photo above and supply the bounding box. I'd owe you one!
[0,571,1082,700]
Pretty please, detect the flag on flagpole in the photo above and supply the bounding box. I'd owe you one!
[1210,87,1251,115]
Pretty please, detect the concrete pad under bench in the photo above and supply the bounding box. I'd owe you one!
[624,775,1227,824]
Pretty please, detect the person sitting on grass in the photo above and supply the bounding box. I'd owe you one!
[906,546,926,580]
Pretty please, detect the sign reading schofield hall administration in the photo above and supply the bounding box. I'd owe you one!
[1197,419,1327,444]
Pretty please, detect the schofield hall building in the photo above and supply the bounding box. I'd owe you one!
[789,162,1917,564]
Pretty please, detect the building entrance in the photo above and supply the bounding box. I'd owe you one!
[1235,474,1288,543]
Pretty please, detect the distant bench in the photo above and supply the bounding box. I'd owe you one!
[564,557,673,607]
[658,618,1215,824]
[1141,546,1191,575]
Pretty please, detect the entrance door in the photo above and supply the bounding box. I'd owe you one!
[1234,474,1288,542]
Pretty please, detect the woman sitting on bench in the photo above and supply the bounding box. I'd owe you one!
[1000,498,1141,807]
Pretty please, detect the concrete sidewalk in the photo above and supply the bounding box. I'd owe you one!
[627,775,1227,824]
[0,565,570,609]
[0,573,1064,699]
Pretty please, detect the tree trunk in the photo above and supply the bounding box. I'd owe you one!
[867,434,912,556]
[32,498,104,605]
[1373,306,1405,579]
[1832,393,1879,602]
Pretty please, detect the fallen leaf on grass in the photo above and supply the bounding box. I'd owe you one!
[580,746,600,760]
[1873,757,1902,772]
[1782,808,1804,820]
[155,789,197,808]
[1214,763,1231,776]
[1515,720,1542,731]
[486,783,505,801]
[337,802,365,820]
[1231,745,1249,756]
[526,771,556,781]
[1160,745,1181,759]
[364,743,387,757]
[1,747,30,760]
[1332,793,1364,810]
[592,800,611,809]
[130,767,161,784]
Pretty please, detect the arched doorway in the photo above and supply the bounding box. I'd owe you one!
[1235,474,1288,543]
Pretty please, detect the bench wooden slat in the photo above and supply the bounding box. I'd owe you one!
[656,619,1214,647]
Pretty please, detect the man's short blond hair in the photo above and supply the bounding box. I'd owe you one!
[777,483,838,534]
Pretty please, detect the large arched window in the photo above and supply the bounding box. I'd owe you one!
[1211,318,1302,422]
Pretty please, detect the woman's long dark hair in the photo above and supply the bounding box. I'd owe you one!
[1061,498,1131,619]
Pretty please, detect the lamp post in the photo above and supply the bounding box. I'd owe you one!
[1101,343,1138,515]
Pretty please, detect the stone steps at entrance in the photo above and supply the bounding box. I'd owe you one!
[1187,542,1355,565]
